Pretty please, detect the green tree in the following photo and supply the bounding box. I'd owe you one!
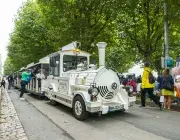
[3,57,16,75]
[7,0,54,71]
[6,0,180,73]
[117,0,164,61]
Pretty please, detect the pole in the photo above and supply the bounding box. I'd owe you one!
[164,2,169,68]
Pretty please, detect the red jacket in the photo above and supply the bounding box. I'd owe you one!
[126,80,137,92]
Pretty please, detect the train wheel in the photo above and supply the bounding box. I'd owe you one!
[50,99,57,106]
[73,96,88,120]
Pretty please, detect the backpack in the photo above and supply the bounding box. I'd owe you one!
[162,76,174,91]
[147,71,155,84]
[26,75,31,83]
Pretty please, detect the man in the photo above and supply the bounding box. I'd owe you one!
[7,74,13,89]
[140,62,160,107]
[0,77,6,89]
[20,69,31,100]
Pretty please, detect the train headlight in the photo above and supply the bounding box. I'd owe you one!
[88,87,99,96]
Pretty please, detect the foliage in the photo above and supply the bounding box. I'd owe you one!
[4,0,180,74]
[7,0,54,72]
[3,57,16,75]
[117,0,165,61]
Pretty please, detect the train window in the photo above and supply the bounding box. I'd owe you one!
[54,56,60,76]
[42,64,49,79]
[49,55,60,76]
[63,55,87,72]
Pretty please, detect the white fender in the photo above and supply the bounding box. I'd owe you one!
[46,83,58,99]
[48,83,58,92]
[73,91,91,103]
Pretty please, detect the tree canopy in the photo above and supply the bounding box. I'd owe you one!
[4,0,180,74]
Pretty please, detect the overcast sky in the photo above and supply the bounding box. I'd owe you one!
[0,0,26,67]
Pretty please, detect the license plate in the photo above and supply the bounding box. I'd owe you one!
[109,106,121,111]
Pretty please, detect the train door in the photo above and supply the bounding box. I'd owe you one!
[48,54,60,92]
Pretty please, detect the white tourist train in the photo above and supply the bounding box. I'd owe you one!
[43,42,136,120]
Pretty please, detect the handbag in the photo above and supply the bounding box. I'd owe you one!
[162,76,174,91]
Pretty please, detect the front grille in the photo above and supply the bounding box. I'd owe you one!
[98,86,114,99]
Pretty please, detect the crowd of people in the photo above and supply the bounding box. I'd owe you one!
[0,74,14,90]
[1,61,180,110]
[0,66,46,100]
[119,62,180,110]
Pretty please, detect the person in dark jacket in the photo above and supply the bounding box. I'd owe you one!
[7,74,13,89]
[0,78,6,89]
[161,69,174,110]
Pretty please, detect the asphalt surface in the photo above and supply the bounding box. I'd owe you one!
[9,89,180,140]
[8,89,73,140]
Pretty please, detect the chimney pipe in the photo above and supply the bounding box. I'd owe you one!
[96,42,107,67]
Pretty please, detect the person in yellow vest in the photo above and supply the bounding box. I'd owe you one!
[140,62,161,107]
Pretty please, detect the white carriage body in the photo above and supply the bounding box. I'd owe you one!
[45,42,136,119]
[26,56,49,96]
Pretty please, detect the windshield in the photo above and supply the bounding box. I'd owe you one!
[63,55,88,72]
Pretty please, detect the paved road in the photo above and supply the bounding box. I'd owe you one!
[9,89,180,140]
[8,89,73,140]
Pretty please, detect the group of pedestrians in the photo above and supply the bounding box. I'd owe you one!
[0,69,32,100]
[1,61,178,110]
[0,67,45,100]
[120,74,139,93]
[140,62,175,110]
[0,74,14,90]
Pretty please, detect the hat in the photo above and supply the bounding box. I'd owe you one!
[144,62,150,67]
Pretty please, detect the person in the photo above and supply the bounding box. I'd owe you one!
[0,78,6,89]
[140,62,160,107]
[136,75,142,83]
[36,69,45,91]
[20,69,31,100]
[161,69,174,110]
[122,77,128,86]
[126,76,137,92]
[7,74,13,89]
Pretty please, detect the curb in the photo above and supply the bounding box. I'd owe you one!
[0,89,29,140]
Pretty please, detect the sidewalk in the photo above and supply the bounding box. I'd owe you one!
[136,98,180,112]
[0,88,28,140]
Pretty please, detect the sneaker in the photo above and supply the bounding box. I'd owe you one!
[20,98,25,100]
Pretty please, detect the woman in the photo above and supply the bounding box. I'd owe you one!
[161,69,174,110]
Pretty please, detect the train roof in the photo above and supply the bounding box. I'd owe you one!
[48,49,91,57]
[48,42,91,57]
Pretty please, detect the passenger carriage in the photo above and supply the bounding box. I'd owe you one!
[26,57,49,98]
